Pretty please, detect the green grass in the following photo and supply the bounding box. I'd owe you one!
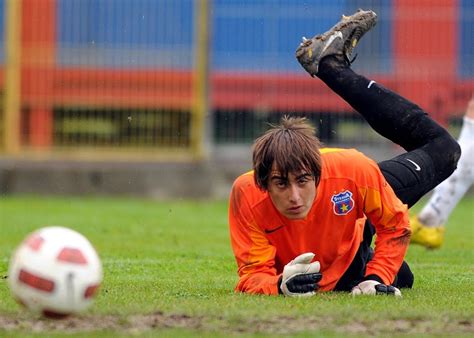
[0,195,473,337]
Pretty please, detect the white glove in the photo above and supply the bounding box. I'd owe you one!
[351,280,402,297]
[279,252,322,297]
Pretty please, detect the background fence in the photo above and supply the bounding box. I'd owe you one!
[0,0,473,161]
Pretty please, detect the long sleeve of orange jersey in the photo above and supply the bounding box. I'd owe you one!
[228,180,280,295]
[360,159,411,284]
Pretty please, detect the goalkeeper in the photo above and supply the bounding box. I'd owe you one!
[229,10,461,297]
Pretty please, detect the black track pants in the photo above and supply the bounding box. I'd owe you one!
[318,57,461,290]
[318,56,460,207]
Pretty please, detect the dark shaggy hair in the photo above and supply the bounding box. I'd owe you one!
[252,116,322,190]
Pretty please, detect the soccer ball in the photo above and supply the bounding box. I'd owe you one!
[8,226,103,317]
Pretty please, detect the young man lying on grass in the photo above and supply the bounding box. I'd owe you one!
[228,10,460,297]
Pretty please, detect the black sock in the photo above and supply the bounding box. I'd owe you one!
[393,261,414,289]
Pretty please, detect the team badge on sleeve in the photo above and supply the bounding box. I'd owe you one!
[331,190,354,215]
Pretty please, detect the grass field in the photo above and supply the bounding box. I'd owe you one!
[0,195,473,337]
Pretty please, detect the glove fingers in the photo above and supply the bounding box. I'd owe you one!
[292,273,321,284]
[291,283,317,293]
[286,273,321,293]
[292,252,315,265]
[351,280,378,295]
[306,261,321,274]
[375,284,402,296]
[352,280,402,297]
[375,284,388,294]
[281,253,320,296]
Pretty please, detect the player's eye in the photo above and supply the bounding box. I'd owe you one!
[275,180,288,188]
[297,175,312,185]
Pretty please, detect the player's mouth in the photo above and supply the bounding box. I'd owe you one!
[287,205,304,214]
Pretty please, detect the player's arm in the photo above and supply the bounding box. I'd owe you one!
[229,182,321,296]
[358,159,410,290]
[229,183,280,295]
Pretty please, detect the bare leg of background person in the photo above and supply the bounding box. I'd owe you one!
[411,97,474,249]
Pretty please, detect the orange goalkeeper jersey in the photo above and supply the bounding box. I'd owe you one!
[229,148,410,295]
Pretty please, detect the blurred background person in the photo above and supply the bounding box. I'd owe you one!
[411,97,474,249]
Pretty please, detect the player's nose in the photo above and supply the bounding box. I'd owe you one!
[288,184,301,203]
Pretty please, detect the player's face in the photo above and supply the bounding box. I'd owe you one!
[267,168,316,220]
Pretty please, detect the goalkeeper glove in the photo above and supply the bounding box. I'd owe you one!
[278,252,322,297]
[351,280,402,297]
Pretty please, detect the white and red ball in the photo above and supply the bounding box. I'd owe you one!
[8,226,102,317]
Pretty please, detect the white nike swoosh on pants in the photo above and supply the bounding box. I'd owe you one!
[406,159,421,171]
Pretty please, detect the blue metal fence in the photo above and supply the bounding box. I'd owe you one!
[0,1,470,75]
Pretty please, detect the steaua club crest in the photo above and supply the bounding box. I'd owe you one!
[331,190,354,215]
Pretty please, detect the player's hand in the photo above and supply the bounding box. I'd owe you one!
[279,252,322,297]
[351,280,402,297]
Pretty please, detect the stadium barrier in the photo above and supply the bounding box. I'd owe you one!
[0,0,472,160]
